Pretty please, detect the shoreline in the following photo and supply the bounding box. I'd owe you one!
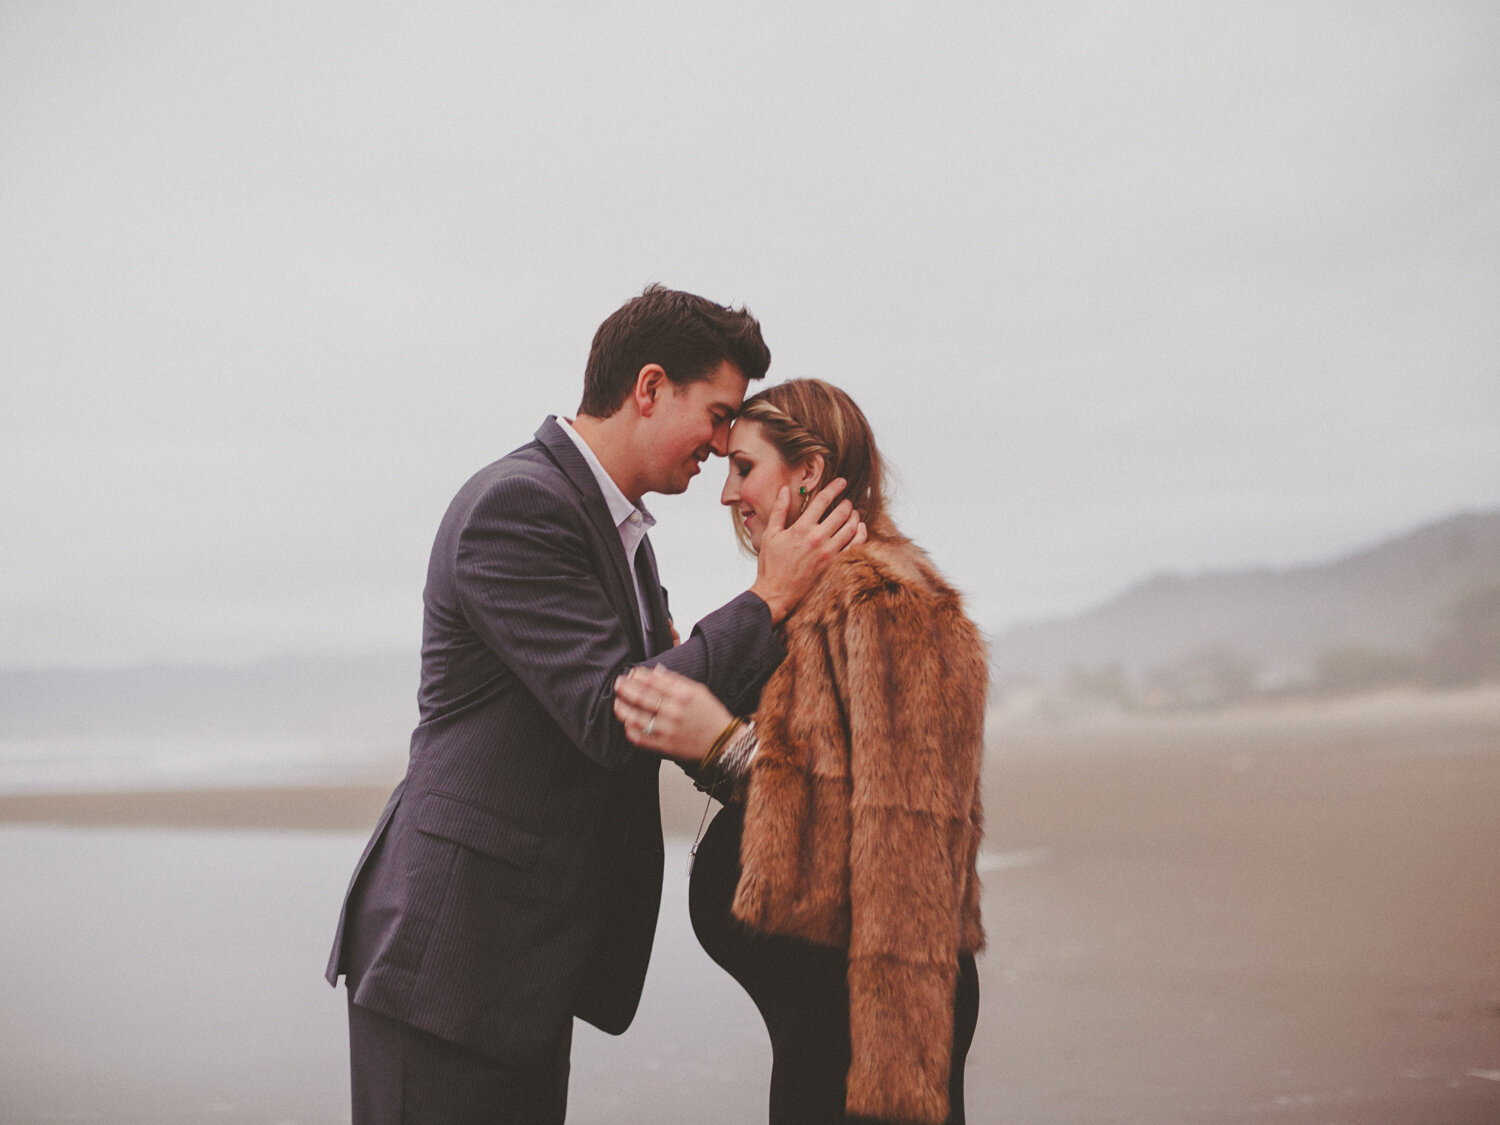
[0,782,395,831]
[3,685,1497,833]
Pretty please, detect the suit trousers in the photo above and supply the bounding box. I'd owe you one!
[348,991,571,1125]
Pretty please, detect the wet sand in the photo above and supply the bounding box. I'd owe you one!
[975,691,1500,1123]
[2,690,1497,1123]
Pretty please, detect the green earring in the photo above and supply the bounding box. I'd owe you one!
[798,486,808,496]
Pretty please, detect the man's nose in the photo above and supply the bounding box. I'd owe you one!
[709,424,730,457]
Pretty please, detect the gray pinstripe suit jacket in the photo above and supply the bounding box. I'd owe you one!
[325,417,784,1064]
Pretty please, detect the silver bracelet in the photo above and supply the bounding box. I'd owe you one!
[715,719,759,780]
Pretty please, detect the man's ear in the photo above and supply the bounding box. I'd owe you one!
[797,453,826,493]
[633,364,668,417]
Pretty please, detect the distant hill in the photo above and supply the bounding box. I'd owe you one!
[990,510,1500,710]
[5,512,1497,749]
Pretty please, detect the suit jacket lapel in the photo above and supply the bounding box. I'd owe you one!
[534,417,650,655]
[635,535,673,656]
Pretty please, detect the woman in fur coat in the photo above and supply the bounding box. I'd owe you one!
[615,379,988,1125]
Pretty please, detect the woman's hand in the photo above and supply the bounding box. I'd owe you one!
[613,664,733,765]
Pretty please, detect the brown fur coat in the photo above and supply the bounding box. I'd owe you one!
[733,533,988,1124]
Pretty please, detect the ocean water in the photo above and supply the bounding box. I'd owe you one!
[0,655,417,796]
[0,734,403,795]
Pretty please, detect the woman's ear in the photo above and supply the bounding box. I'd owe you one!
[797,453,826,494]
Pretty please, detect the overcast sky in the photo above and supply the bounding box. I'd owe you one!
[2,2,1497,669]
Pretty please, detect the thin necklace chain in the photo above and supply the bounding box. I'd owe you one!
[686,791,714,876]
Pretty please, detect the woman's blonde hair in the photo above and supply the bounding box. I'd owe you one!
[733,378,890,552]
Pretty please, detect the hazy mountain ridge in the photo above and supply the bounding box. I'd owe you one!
[4,512,1497,741]
[991,509,1500,709]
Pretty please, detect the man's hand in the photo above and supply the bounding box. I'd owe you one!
[749,478,868,625]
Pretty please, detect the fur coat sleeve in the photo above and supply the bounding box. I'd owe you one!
[732,539,988,1124]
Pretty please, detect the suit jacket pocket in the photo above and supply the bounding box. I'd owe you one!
[414,791,542,870]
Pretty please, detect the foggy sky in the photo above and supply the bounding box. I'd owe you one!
[3,2,1497,668]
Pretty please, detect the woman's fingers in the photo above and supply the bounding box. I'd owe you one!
[613,665,661,709]
[618,663,696,703]
[611,694,643,737]
[612,664,732,761]
[613,665,689,748]
[613,690,665,744]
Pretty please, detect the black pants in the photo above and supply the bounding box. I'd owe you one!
[347,992,571,1125]
[689,802,979,1124]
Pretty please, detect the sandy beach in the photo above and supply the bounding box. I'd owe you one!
[2,690,1497,1123]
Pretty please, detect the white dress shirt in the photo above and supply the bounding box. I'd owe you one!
[556,416,658,648]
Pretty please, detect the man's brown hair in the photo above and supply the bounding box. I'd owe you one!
[579,284,771,417]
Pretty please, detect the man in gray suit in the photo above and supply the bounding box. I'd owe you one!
[326,285,864,1122]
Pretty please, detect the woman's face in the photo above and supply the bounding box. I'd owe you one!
[721,420,801,552]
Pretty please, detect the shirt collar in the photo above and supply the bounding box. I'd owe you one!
[556,416,655,534]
